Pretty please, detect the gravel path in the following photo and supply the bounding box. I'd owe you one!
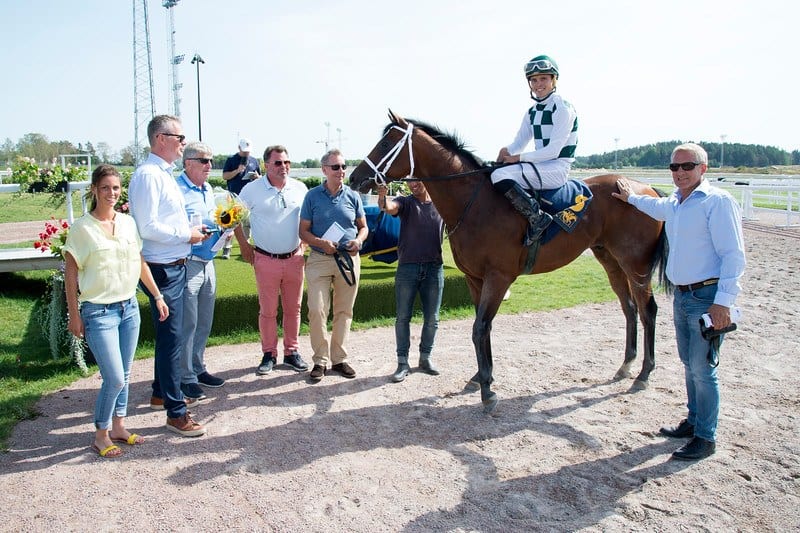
[0,221,798,531]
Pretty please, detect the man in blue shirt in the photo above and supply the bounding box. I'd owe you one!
[177,141,227,401]
[299,149,368,382]
[129,115,208,438]
[613,142,746,461]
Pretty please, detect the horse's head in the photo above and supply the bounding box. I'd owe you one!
[349,109,415,193]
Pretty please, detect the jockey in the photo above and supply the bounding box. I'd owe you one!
[491,54,579,245]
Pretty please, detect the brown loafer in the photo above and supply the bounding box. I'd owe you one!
[331,362,356,379]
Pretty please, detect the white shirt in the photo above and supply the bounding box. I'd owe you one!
[239,175,308,254]
[128,152,192,263]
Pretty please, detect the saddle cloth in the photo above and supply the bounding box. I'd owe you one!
[531,179,593,245]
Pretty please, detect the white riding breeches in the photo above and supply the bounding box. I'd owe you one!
[490,159,571,190]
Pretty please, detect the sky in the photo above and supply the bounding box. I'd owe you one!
[1,0,798,163]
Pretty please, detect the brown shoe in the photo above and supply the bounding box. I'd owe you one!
[331,362,356,379]
[166,413,206,437]
[309,364,326,382]
[149,396,164,410]
[151,396,199,410]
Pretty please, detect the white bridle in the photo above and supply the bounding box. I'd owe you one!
[363,123,415,187]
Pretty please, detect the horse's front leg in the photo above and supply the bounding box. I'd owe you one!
[472,315,497,413]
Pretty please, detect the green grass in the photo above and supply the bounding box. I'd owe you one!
[0,238,615,451]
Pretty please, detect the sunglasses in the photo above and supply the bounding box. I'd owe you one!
[160,132,186,142]
[272,160,291,167]
[325,164,347,171]
[187,157,213,164]
[669,162,702,172]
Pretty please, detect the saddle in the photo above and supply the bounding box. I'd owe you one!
[530,179,593,245]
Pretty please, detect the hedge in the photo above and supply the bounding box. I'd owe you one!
[136,262,471,342]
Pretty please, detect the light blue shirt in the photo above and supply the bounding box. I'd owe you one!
[300,183,364,254]
[177,172,221,261]
[128,152,192,263]
[628,179,746,307]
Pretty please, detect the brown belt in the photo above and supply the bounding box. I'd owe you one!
[676,278,718,292]
[254,246,299,260]
[147,257,188,267]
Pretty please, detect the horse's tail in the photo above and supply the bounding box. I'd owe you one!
[652,187,674,294]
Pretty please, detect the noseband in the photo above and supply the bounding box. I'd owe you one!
[363,123,415,187]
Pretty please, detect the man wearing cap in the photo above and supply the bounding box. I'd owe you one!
[221,138,260,258]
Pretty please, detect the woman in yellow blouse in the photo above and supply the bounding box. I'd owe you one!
[63,164,168,458]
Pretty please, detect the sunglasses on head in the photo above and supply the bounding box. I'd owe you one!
[160,132,186,142]
[325,164,347,171]
[272,160,291,167]
[669,162,702,172]
[187,157,213,164]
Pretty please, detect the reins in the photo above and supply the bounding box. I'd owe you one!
[362,122,515,236]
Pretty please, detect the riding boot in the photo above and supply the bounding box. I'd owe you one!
[502,183,553,246]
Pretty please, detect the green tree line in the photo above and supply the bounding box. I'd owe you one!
[0,133,362,170]
[575,140,800,169]
[3,132,798,171]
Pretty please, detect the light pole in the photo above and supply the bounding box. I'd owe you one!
[336,127,342,149]
[324,122,331,150]
[191,53,205,140]
[720,134,727,168]
[614,137,620,170]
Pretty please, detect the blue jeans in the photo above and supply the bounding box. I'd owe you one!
[673,284,721,441]
[143,263,187,419]
[81,296,141,430]
[394,262,444,362]
[181,259,216,384]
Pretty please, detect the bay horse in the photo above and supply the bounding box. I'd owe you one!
[349,111,669,412]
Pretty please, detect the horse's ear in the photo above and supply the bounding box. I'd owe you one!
[388,109,407,127]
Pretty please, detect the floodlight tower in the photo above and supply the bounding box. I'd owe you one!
[132,0,156,164]
[164,0,183,118]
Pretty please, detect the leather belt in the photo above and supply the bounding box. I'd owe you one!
[147,257,188,267]
[676,278,718,292]
[254,246,299,260]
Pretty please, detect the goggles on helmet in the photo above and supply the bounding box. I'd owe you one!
[525,58,557,77]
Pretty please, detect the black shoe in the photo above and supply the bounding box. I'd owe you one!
[197,371,225,388]
[331,362,356,379]
[283,351,309,372]
[257,352,276,375]
[391,363,410,383]
[309,364,326,382]
[181,382,207,401]
[671,437,716,461]
[659,419,695,438]
[418,358,440,376]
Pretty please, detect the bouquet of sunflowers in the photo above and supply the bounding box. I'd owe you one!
[214,193,249,230]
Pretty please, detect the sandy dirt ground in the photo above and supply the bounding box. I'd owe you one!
[1,217,799,532]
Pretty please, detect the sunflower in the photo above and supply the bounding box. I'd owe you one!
[213,193,249,229]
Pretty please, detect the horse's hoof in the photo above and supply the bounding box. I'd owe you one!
[629,379,648,392]
[482,394,498,414]
[463,380,480,393]
[614,368,633,380]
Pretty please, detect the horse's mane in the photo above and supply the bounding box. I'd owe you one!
[383,118,485,169]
